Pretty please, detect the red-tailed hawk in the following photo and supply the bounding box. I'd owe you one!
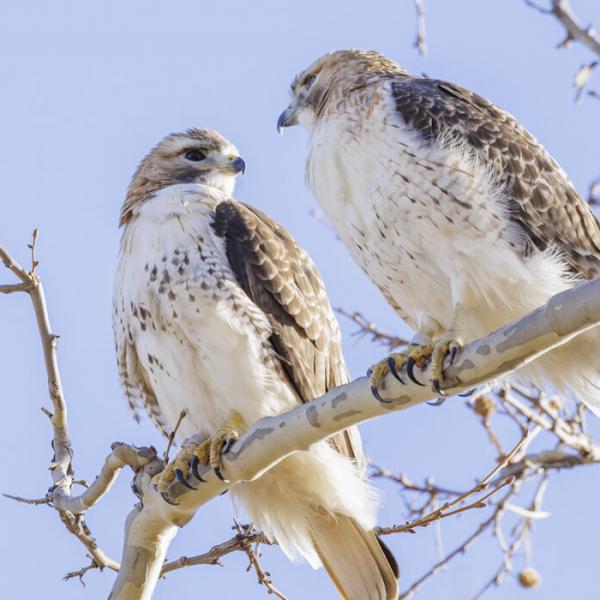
[278,49,600,414]
[113,128,398,599]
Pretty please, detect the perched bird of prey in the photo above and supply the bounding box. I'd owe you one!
[278,49,600,414]
[113,128,398,600]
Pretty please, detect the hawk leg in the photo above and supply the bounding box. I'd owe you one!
[428,332,462,397]
[155,410,244,500]
[369,308,465,401]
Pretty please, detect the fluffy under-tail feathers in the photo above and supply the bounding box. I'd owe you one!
[520,325,600,416]
[232,442,398,599]
[310,512,398,600]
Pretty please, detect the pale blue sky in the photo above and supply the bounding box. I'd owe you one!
[1,1,599,599]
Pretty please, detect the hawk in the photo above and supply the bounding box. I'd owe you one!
[113,128,398,599]
[278,49,600,414]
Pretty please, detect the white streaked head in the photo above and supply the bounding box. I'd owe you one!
[277,49,406,133]
[121,128,245,225]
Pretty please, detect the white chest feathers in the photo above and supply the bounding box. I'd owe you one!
[305,87,571,338]
[113,185,297,439]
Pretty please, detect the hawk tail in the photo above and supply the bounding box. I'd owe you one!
[310,512,399,600]
[520,325,600,417]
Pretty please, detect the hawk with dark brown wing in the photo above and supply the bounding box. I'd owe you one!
[278,49,600,414]
[113,128,398,600]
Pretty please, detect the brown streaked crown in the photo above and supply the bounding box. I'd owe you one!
[291,50,407,119]
[120,128,234,226]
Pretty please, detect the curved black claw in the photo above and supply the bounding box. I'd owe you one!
[370,385,393,404]
[427,397,447,406]
[406,357,426,387]
[432,379,448,397]
[214,466,229,483]
[190,455,206,482]
[222,438,237,455]
[161,491,179,505]
[175,468,197,490]
[459,388,476,397]
[449,345,459,365]
[152,485,179,505]
[387,357,405,384]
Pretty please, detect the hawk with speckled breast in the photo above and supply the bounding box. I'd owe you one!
[278,49,600,413]
[113,128,398,600]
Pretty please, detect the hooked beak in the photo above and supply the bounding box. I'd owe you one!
[221,155,246,175]
[277,106,299,135]
[229,155,246,175]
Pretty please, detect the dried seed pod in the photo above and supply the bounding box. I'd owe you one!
[518,567,541,588]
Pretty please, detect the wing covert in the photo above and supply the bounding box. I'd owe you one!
[391,77,600,278]
[212,200,359,461]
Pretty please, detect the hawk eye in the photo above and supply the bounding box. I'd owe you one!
[304,74,316,88]
[184,149,206,162]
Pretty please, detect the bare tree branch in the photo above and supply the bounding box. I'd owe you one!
[235,522,289,600]
[413,0,427,56]
[0,236,122,573]
[524,0,600,57]
[400,486,516,600]
[337,308,409,350]
[574,60,598,101]
[5,233,600,598]
[589,176,600,205]
[162,528,272,575]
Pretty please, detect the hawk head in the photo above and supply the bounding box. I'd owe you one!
[277,49,406,133]
[120,128,246,225]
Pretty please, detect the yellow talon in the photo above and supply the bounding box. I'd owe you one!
[407,344,434,368]
[369,358,392,389]
[154,442,199,493]
[368,333,462,401]
[154,410,246,495]
[209,412,244,481]
[430,335,462,396]
[368,350,411,402]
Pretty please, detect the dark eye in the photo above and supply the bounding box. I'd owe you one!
[184,149,206,162]
[304,74,316,88]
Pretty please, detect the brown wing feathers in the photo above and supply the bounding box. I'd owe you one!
[212,200,349,403]
[391,77,600,278]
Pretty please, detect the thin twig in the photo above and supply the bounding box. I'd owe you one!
[3,493,50,505]
[28,228,39,274]
[589,177,600,205]
[399,487,516,599]
[370,469,464,497]
[163,409,187,463]
[574,61,598,102]
[413,0,427,56]
[524,0,600,57]
[161,529,273,575]
[235,522,288,600]
[0,282,33,294]
[473,475,549,598]
[1,237,121,573]
[59,511,120,573]
[337,308,408,350]
[377,432,534,537]
[64,558,100,586]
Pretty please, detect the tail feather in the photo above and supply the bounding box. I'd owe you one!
[310,512,399,600]
[377,537,400,580]
[519,325,600,416]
